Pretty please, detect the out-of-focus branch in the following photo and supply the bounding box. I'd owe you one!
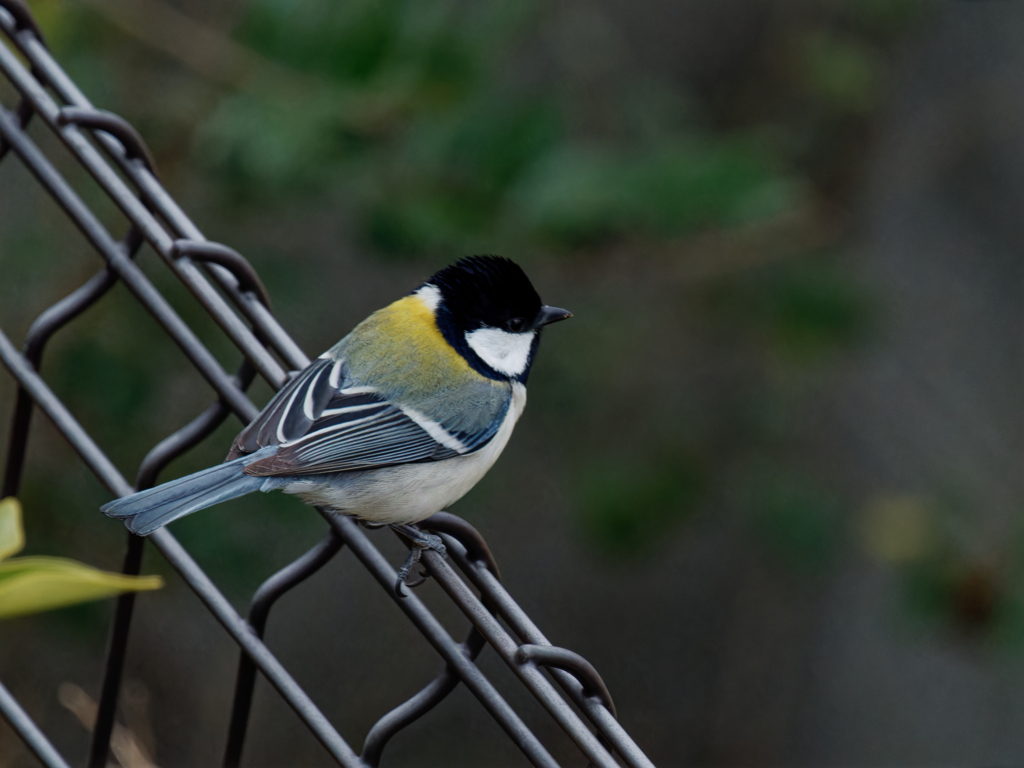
[77,0,402,134]
[77,0,283,88]
[58,682,158,768]
[585,201,846,286]
[671,201,846,284]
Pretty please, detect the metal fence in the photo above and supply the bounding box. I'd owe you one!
[0,2,655,766]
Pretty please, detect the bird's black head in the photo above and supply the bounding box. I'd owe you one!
[417,256,571,383]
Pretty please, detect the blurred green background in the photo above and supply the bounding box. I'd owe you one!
[4,0,1024,765]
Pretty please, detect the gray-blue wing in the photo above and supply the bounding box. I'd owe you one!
[231,357,510,477]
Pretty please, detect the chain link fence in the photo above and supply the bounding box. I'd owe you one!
[0,2,655,766]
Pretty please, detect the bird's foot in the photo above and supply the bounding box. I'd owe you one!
[391,525,446,598]
[395,548,428,592]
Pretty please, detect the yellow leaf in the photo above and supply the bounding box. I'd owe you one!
[0,497,25,561]
[0,556,162,620]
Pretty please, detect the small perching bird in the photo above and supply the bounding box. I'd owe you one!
[101,256,571,588]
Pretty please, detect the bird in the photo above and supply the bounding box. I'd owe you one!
[101,255,571,589]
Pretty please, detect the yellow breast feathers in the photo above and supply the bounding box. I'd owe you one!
[345,293,484,393]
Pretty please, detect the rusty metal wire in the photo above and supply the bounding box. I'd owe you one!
[0,3,656,767]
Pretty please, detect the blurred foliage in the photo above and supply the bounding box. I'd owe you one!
[194,0,802,255]
[801,32,882,116]
[20,2,1024,762]
[861,491,1024,647]
[0,0,927,586]
[710,255,874,363]
[580,451,705,557]
[748,468,843,575]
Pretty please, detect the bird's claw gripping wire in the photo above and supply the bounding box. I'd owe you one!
[395,550,428,592]
[391,525,447,597]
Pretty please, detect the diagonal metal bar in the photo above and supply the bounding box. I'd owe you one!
[0,96,32,162]
[171,240,273,310]
[419,512,502,579]
[0,13,308,372]
[515,645,617,718]
[441,534,654,768]
[0,101,258,422]
[417,547,620,768]
[0,0,44,45]
[323,512,562,768]
[151,528,366,767]
[0,27,290,390]
[0,327,364,767]
[2,226,143,499]
[134,360,259,493]
[358,627,487,767]
[0,297,573,768]
[353,520,501,766]
[0,326,137,498]
[56,106,158,175]
[0,8,288,377]
[0,4,656,765]
[0,236,150,768]
[421,515,642,760]
[88,360,260,768]
[0,679,73,768]
[224,529,346,768]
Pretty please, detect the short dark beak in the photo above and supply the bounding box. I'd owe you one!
[535,305,573,328]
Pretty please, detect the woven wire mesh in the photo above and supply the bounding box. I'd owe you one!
[0,2,656,767]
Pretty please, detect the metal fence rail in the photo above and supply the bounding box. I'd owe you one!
[0,2,655,767]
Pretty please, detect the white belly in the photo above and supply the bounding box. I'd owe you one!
[280,383,526,525]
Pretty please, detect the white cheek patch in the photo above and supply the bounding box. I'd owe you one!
[465,327,536,377]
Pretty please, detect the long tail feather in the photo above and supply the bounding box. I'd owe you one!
[100,449,276,536]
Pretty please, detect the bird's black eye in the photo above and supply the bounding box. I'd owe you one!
[507,317,527,333]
